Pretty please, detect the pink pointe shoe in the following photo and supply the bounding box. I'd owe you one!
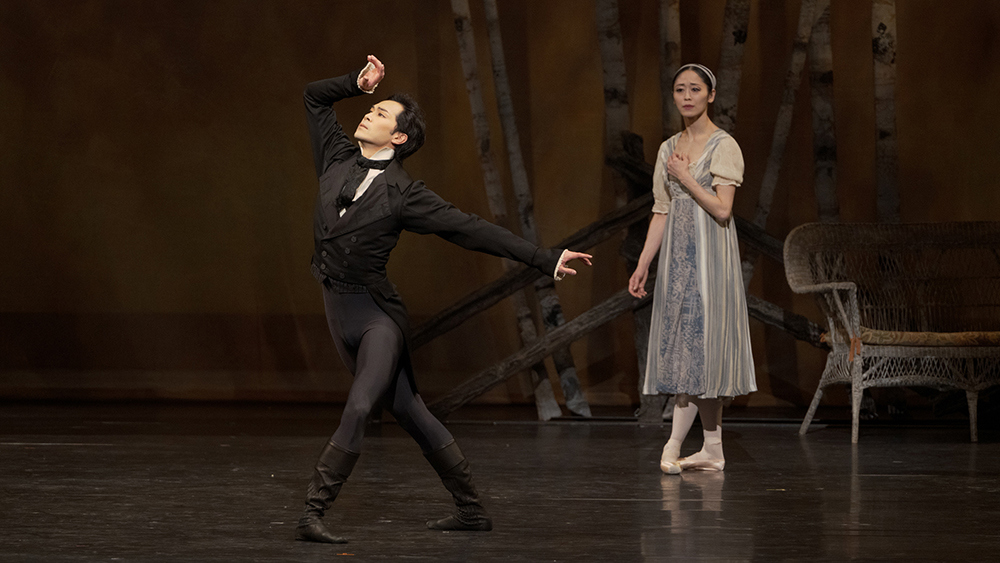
[677,456,725,471]
[676,437,725,471]
[660,442,682,475]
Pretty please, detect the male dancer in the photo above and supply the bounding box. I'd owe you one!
[296,55,591,544]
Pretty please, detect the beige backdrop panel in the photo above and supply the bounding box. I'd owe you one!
[2,0,999,408]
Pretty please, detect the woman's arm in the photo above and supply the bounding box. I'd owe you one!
[628,213,668,298]
[666,152,735,223]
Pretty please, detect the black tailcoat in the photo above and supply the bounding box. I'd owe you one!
[305,70,563,389]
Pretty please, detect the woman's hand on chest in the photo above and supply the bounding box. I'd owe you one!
[665,151,693,183]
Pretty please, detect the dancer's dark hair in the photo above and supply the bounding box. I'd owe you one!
[672,64,716,91]
[387,93,425,161]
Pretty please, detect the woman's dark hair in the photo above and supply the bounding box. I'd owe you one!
[672,65,714,90]
[387,93,426,161]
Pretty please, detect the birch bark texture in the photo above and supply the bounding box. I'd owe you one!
[450,0,561,420]
[595,0,664,419]
[481,0,591,417]
[714,0,751,134]
[809,2,839,223]
[742,0,822,287]
[595,0,631,162]
[872,0,901,223]
[659,0,682,139]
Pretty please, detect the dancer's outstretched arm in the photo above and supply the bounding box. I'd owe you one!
[399,181,590,280]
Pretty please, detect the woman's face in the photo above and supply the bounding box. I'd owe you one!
[673,69,715,120]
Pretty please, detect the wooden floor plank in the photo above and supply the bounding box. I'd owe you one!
[1,403,998,561]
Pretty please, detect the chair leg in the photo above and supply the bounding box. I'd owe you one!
[851,381,863,444]
[800,387,825,436]
[967,390,979,443]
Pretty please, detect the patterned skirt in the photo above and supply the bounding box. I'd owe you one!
[642,198,756,398]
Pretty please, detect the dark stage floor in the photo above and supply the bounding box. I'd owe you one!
[1,402,999,562]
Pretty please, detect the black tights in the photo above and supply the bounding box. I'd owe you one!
[322,285,453,454]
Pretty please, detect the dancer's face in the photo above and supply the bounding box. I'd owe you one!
[673,70,715,120]
[355,100,408,150]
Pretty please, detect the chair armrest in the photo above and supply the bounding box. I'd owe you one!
[788,281,857,295]
[792,282,862,348]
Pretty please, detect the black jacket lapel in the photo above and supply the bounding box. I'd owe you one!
[327,178,390,238]
[318,161,350,232]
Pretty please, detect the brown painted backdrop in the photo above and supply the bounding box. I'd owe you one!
[3,0,999,408]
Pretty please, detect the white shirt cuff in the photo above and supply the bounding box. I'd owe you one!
[357,70,377,94]
[553,249,569,281]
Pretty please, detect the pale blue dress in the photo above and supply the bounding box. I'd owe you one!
[642,129,756,398]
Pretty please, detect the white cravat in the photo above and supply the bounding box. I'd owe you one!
[339,146,395,217]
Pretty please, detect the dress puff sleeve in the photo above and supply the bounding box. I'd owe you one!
[651,140,671,215]
[710,135,745,187]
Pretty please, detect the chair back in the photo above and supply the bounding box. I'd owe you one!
[783,222,1000,332]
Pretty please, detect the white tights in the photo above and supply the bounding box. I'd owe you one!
[661,395,724,464]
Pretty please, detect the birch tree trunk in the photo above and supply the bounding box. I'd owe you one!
[741,0,821,287]
[659,0,682,139]
[871,0,908,421]
[481,0,591,417]
[809,1,839,223]
[595,0,631,170]
[596,0,662,421]
[714,0,751,134]
[872,0,901,223]
[451,0,561,420]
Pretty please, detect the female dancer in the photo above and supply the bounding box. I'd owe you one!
[628,63,756,474]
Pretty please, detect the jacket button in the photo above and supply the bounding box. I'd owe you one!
[321,251,328,257]
[351,236,357,243]
[344,248,351,255]
[343,261,349,267]
[320,264,326,270]
[339,273,345,279]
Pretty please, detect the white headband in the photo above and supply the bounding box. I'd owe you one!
[673,63,717,91]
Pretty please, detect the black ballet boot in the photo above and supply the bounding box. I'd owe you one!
[424,441,493,531]
[295,442,359,544]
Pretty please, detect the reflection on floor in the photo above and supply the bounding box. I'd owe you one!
[1,402,998,561]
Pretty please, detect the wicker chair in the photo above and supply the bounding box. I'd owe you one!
[784,222,1000,442]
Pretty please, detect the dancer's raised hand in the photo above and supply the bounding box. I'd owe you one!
[359,55,385,91]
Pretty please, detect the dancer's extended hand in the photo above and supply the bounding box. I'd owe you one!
[628,266,649,298]
[359,55,385,91]
[557,251,593,277]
